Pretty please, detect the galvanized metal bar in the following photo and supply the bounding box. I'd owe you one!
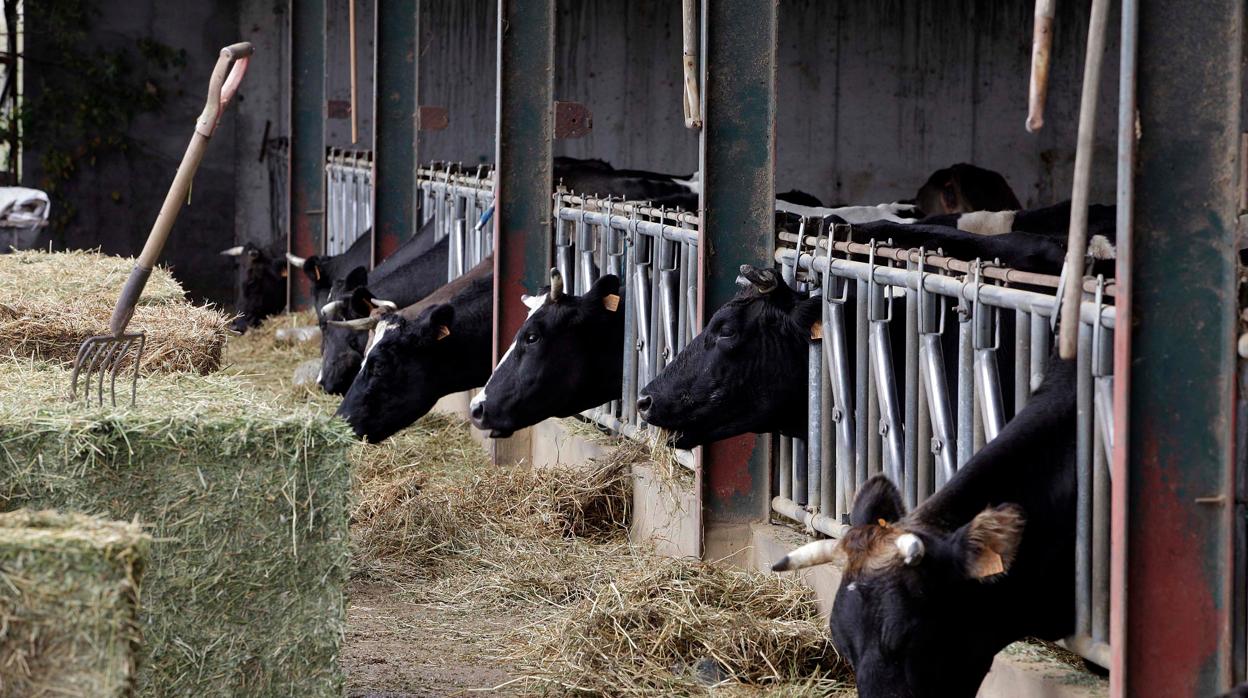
[904,260,920,509]
[1122,3,1240,694]
[698,0,778,533]
[922,332,957,487]
[1016,309,1032,411]
[1076,311,1094,637]
[957,303,974,466]
[494,0,554,368]
[857,277,874,486]
[289,0,327,309]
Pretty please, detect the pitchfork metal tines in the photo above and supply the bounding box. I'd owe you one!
[68,41,253,406]
[70,331,146,406]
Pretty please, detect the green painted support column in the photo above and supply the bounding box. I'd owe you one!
[697,0,778,561]
[1118,2,1242,695]
[289,0,327,309]
[493,0,553,361]
[372,0,419,263]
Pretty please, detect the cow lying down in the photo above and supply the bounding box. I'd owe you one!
[772,356,1077,698]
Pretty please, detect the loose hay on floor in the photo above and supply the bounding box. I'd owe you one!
[219,309,327,402]
[0,510,149,698]
[0,358,353,697]
[0,250,230,375]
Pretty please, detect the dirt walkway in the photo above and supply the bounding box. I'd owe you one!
[345,581,520,697]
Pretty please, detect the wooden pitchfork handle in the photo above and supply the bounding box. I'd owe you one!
[1026,0,1056,133]
[107,42,253,337]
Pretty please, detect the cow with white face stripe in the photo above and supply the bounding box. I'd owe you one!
[336,258,494,442]
[469,269,624,438]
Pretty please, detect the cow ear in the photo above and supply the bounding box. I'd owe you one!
[790,296,822,341]
[349,287,375,318]
[301,257,323,283]
[584,274,622,312]
[956,504,1025,581]
[344,266,369,290]
[426,303,455,341]
[851,475,906,526]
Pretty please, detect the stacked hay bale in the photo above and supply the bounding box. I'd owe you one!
[0,360,353,696]
[0,250,229,374]
[0,510,149,698]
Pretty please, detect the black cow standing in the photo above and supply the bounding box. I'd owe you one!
[771,356,1077,698]
[469,269,624,438]
[336,257,494,442]
[220,242,288,333]
[914,163,1022,215]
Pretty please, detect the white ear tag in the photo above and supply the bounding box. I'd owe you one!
[603,294,620,312]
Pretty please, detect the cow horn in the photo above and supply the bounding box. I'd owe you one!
[320,300,345,318]
[737,264,777,294]
[285,252,307,268]
[219,246,245,256]
[895,532,924,566]
[328,316,381,331]
[369,298,399,313]
[548,267,564,302]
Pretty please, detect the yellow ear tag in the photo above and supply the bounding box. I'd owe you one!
[973,549,1005,578]
[877,518,889,529]
[603,294,620,312]
[314,267,321,282]
[810,321,823,340]
[436,326,451,341]
[280,267,288,278]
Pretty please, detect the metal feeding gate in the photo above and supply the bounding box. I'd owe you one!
[416,163,495,281]
[552,192,700,472]
[772,220,1117,668]
[324,148,374,255]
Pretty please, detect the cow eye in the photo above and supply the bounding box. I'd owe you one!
[525,332,540,344]
[718,326,736,338]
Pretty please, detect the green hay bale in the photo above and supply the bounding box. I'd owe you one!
[0,510,149,698]
[0,359,354,697]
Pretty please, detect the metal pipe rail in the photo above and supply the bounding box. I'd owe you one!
[266,138,290,255]
[553,192,700,471]
[324,147,374,256]
[774,242,1115,670]
[415,163,495,281]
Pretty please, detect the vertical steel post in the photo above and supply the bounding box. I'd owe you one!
[372,0,418,263]
[289,0,327,309]
[1118,2,1241,694]
[494,0,554,362]
[698,0,777,556]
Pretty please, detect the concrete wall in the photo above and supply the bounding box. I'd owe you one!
[413,0,1120,207]
[22,0,244,305]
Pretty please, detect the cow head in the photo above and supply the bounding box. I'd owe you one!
[221,243,288,332]
[470,270,624,438]
[336,303,457,442]
[915,164,1021,216]
[315,266,379,394]
[287,251,338,306]
[772,475,1026,698]
[316,284,397,395]
[637,265,820,449]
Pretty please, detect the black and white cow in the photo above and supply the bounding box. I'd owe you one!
[219,242,289,333]
[637,266,824,449]
[315,225,450,394]
[919,200,1117,263]
[914,163,1022,215]
[468,269,624,438]
[771,356,1077,698]
[336,257,494,442]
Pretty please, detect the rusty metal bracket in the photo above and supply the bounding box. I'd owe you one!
[554,101,592,139]
[417,105,449,131]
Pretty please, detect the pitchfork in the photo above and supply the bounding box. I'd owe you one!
[70,42,254,406]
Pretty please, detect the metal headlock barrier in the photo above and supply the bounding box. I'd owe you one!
[416,164,495,281]
[773,222,1117,669]
[325,148,374,256]
[266,137,290,252]
[553,192,700,471]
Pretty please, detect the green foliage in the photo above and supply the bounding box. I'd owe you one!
[10,0,188,230]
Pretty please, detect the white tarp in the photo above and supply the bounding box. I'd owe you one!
[0,186,50,228]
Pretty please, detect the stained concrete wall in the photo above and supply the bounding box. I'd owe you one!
[22,0,244,305]
[415,0,1120,207]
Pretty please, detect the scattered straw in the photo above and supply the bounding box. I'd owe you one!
[0,510,150,698]
[0,250,230,375]
[0,357,353,696]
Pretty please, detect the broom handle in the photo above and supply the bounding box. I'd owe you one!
[109,42,253,336]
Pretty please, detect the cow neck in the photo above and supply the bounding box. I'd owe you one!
[397,255,493,322]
